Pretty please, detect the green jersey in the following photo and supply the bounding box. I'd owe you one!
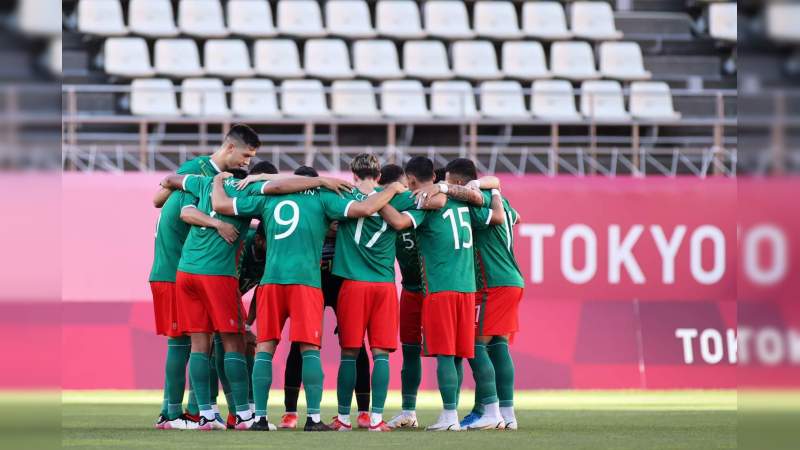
[177,176,265,277]
[238,228,266,294]
[332,188,415,283]
[149,155,220,282]
[396,229,422,292]
[232,187,353,288]
[471,190,524,289]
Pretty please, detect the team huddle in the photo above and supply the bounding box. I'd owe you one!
[149,124,524,432]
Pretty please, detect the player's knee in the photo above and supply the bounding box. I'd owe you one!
[256,340,277,354]
[341,347,360,357]
[299,343,320,353]
[190,333,211,353]
[371,348,390,357]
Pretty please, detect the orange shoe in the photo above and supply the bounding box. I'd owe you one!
[357,412,371,429]
[368,420,392,432]
[279,413,298,429]
[183,411,201,423]
[329,416,353,432]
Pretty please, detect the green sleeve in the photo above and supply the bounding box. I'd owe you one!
[178,190,198,209]
[469,190,494,230]
[233,195,268,218]
[176,158,201,175]
[320,189,355,221]
[181,175,206,198]
[389,192,427,229]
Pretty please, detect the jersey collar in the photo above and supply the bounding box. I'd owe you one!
[209,158,222,174]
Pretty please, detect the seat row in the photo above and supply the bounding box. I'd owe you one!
[78,0,622,41]
[106,37,651,82]
[131,78,680,121]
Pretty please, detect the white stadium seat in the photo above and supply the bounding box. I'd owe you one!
[452,41,503,80]
[254,40,304,78]
[502,41,550,80]
[48,38,62,77]
[304,39,354,79]
[204,39,255,78]
[766,2,800,43]
[571,1,623,40]
[281,80,330,117]
[522,2,572,40]
[629,81,681,120]
[227,0,277,38]
[78,0,127,36]
[431,81,478,118]
[131,79,180,116]
[599,42,652,81]
[480,81,528,118]
[474,1,522,40]
[403,40,453,80]
[181,78,231,116]
[331,80,380,117]
[530,80,581,121]
[381,80,430,118]
[709,2,737,43]
[128,0,179,37]
[376,0,426,39]
[277,0,326,37]
[326,0,377,38]
[16,0,61,36]
[353,40,404,80]
[550,41,600,80]
[231,79,281,117]
[580,80,630,121]
[424,1,475,39]
[178,0,229,38]
[154,39,205,78]
[104,37,155,78]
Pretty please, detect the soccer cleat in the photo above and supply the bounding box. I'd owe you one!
[214,413,225,427]
[504,419,518,430]
[426,412,461,432]
[356,412,371,429]
[184,411,201,423]
[304,417,333,432]
[249,417,274,431]
[459,412,480,429]
[154,414,168,429]
[279,413,298,429]
[163,415,199,430]
[226,412,236,429]
[387,412,418,429]
[196,416,227,431]
[368,421,392,432]
[464,414,505,431]
[329,416,352,432]
[234,414,255,430]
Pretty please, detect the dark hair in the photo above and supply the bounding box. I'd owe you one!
[228,168,248,180]
[225,123,261,150]
[404,156,434,182]
[433,167,446,184]
[350,153,381,180]
[294,165,319,177]
[445,158,478,183]
[378,164,404,186]
[250,160,278,175]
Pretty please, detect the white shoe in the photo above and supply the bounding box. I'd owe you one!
[465,414,505,430]
[504,419,518,430]
[387,412,418,429]
[426,412,461,431]
[163,416,199,430]
[269,422,277,431]
[196,416,226,431]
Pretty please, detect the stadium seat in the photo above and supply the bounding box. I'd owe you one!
[304,39,354,79]
[381,80,430,118]
[281,80,330,117]
[331,80,380,117]
[521,2,572,40]
[480,81,528,118]
[353,40,404,80]
[78,0,127,36]
[580,80,630,121]
[530,80,581,121]
[154,39,205,78]
[424,1,475,39]
[181,78,231,116]
[128,0,179,37]
[227,0,277,38]
[48,38,62,77]
[178,0,229,38]
[204,39,255,78]
[502,41,551,80]
[708,2,737,43]
[277,0,326,38]
[629,81,681,120]
[550,41,600,80]
[376,0,426,39]
[130,79,180,116]
[254,40,305,78]
[431,81,479,118]
[766,2,800,43]
[403,40,453,80]
[452,41,503,80]
[104,37,155,78]
[16,0,61,36]
[326,0,377,39]
[599,42,652,81]
[570,1,623,40]
[231,79,280,117]
[474,1,522,40]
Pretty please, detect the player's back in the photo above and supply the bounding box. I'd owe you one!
[472,191,524,289]
[416,198,476,294]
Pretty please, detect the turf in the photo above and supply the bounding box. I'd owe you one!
[57,390,737,449]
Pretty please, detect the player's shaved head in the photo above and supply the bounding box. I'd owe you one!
[224,123,261,150]
[350,153,381,180]
[378,164,405,186]
[250,160,278,175]
[404,157,434,182]
[294,166,319,177]
[445,158,478,185]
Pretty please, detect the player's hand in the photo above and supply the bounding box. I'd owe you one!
[214,172,234,183]
[466,180,481,191]
[319,177,353,196]
[411,184,440,201]
[214,220,239,244]
[236,174,268,190]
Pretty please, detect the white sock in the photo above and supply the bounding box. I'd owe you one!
[338,414,351,425]
[249,403,255,413]
[211,404,220,415]
[309,413,321,423]
[500,406,516,422]
[484,402,501,419]
[443,409,458,423]
[201,409,215,421]
[370,412,383,426]
[238,410,253,421]
[402,410,416,417]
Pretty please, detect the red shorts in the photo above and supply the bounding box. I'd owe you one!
[399,289,425,344]
[475,287,523,337]
[256,284,324,346]
[336,280,398,351]
[176,271,246,334]
[421,291,475,358]
[151,281,181,337]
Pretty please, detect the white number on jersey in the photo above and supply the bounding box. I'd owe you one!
[442,207,473,250]
[273,200,300,240]
[354,217,388,249]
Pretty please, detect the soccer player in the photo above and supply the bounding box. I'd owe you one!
[212,170,408,431]
[149,124,261,429]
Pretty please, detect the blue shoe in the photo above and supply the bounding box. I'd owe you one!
[214,413,225,426]
[459,411,480,428]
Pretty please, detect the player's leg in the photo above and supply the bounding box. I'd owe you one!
[489,335,516,429]
[331,280,366,431]
[281,342,302,428]
[151,281,191,427]
[210,335,230,425]
[422,292,461,431]
[333,347,360,431]
[463,290,488,426]
[484,287,523,429]
[363,282,398,432]
[187,333,224,430]
[252,284,287,430]
[464,336,504,430]
[389,290,423,429]
[354,345,371,428]
[252,340,277,430]
[164,336,191,421]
